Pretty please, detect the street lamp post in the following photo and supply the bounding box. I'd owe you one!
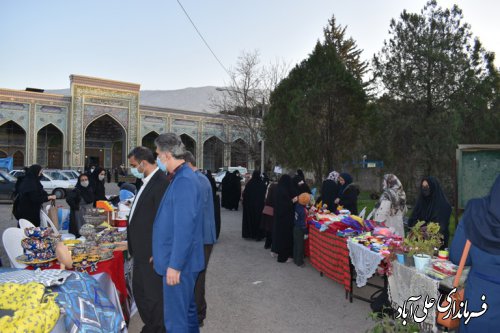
[216,87,266,173]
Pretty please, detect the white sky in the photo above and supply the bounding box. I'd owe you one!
[0,0,498,90]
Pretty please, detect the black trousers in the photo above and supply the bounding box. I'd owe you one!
[293,226,305,266]
[133,261,166,333]
[194,244,214,323]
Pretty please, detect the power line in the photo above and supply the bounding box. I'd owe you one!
[175,0,232,79]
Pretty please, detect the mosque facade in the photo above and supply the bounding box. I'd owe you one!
[0,75,256,172]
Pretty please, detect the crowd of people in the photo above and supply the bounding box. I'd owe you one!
[10,138,500,331]
[11,133,220,333]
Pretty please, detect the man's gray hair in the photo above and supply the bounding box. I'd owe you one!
[154,133,186,158]
[183,151,196,166]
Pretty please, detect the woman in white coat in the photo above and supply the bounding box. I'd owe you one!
[373,174,407,236]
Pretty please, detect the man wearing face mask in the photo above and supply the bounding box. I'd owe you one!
[153,133,204,333]
[127,146,169,333]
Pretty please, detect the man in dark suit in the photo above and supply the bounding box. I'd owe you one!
[153,133,205,333]
[127,146,169,333]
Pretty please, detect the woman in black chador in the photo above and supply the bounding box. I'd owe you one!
[66,173,95,237]
[242,170,266,240]
[272,175,296,263]
[221,171,232,209]
[408,176,452,247]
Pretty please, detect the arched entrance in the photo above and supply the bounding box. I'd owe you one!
[13,151,24,168]
[0,121,26,167]
[85,115,126,169]
[0,151,6,158]
[231,138,249,168]
[203,136,224,172]
[37,124,63,168]
[180,134,196,158]
[142,131,159,156]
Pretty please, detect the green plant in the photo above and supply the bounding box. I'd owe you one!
[403,221,442,257]
[367,310,420,333]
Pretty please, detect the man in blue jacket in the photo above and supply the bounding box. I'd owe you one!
[152,133,205,333]
[184,151,217,327]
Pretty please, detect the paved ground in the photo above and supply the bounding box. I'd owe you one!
[0,183,378,332]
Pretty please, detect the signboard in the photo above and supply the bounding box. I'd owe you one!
[456,145,500,209]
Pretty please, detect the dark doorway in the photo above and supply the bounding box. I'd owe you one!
[0,121,26,167]
[231,138,249,167]
[142,131,159,156]
[85,115,126,169]
[203,136,224,172]
[180,134,196,158]
[37,124,63,168]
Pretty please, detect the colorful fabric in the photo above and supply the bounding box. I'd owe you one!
[0,269,73,287]
[308,226,352,292]
[379,174,407,215]
[53,272,125,332]
[0,282,59,333]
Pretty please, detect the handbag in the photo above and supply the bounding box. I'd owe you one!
[262,205,274,216]
[47,200,59,230]
[436,239,471,329]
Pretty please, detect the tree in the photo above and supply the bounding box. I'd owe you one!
[372,0,499,194]
[265,16,367,182]
[212,50,289,170]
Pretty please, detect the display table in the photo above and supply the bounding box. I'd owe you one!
[308,225,352,296]
[0,268,125,332]
[388,261,440,332]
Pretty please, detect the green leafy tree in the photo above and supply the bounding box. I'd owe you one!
[372,0,499,193]
[265,16,367,181]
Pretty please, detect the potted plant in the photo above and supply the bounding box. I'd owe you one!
[403,221,442,271]
[367,309,420,333]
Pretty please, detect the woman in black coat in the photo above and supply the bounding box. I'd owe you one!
[220,171,232,209]
[272,174,296,263]
[90,167,107,205]
[408,176,452,247]
[16,164,56,226]
[320,171,341,212]
[334,172,360,215]
[66,173,95,237]
[242,170,266,240]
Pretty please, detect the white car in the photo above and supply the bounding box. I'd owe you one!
[45,169,78,186]
[9,169,74,199]
[60,169,80,181]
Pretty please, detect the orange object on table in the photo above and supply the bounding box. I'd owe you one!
[96,200,114,212]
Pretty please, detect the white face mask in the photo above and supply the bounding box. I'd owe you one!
[98,174,105,181]
[81,181,89,188]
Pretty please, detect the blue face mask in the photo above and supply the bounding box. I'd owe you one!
[157,156,167,172]
[130,167,144,179]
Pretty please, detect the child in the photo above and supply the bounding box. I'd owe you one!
[293,192,310,266]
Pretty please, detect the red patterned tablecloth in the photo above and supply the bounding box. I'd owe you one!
[308,225,352,292]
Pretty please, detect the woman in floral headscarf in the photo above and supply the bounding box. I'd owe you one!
[320,171,341,212]
[373,174,408,236]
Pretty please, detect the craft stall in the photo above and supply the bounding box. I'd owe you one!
[0,200,133,333]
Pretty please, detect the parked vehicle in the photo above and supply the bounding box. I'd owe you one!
[45,169,78,186]
[60,169,80,181]
[0,170,16,202]
[9,169,74,199]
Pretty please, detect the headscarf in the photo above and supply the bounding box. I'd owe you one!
[326,171,339,182]
[408,176,451,227]
[75,174,94,204]
[379,174,407,214]
[19,164,43,194]
[463,175,500,255]
[296,169,305,182]
[339,172,353,194]
[277,174,294,200]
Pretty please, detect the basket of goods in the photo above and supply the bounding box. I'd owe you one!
[17,227,58,268]
[79,224,97,240]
